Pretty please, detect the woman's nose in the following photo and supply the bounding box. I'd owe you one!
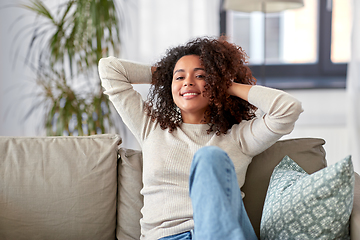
[183,76,195,86]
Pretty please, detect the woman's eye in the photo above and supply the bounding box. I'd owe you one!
[175,76,184,80]
[196,75,205,79]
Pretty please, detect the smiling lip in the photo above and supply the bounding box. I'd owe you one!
[181,91,200,99]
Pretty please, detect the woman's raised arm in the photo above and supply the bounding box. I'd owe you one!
[98,57,155,144]
[227,82,253,102]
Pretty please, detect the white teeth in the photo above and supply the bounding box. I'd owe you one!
[183,93,198,96]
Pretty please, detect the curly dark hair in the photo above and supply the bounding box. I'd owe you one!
[145,36,257,135]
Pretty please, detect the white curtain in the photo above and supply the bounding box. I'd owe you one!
[347,0,360,173]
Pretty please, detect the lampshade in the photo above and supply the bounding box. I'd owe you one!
[224,0,304,13]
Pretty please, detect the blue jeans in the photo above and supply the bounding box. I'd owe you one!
[160,146,258,240]
[160,231,192,240]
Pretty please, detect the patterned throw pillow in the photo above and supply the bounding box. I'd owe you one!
[260,155,354,240]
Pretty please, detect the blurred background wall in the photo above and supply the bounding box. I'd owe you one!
[0,0,357,172]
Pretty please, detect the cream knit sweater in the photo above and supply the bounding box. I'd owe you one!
[98,56,303,240]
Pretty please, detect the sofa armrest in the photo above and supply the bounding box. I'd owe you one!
[351,172,360,239]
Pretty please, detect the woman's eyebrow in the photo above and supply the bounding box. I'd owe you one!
[173,67,205,74]
[173,69,185,74]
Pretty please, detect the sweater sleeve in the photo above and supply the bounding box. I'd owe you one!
[98,56,154,145]
[232,85,303,157]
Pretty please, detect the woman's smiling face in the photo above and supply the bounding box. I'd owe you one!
[171,54,210,124]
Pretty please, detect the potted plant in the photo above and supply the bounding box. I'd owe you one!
[11,0,122,135]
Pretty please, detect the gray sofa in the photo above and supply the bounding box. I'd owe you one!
[0,134,359,240]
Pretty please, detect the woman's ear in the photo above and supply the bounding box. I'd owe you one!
[151,66,157,74]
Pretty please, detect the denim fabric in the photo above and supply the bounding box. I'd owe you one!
[189,146,258,240]
[159,231,192,240]
[160,146,258,240]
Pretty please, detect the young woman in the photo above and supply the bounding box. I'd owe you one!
[98,37,303,240]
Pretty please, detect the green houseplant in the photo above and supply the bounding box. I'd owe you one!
[12,0,122,135]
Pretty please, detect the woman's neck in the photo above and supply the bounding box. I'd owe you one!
[181,112,209,124]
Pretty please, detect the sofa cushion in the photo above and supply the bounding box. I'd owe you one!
[351,173,360,239]
[260,155,354,240]
[117,148,143,240]
[115,138,328,240]
[242,138,327,238]
[0,134,121,240]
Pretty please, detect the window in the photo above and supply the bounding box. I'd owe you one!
[331,0,351,63]
[221,0,351,89]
